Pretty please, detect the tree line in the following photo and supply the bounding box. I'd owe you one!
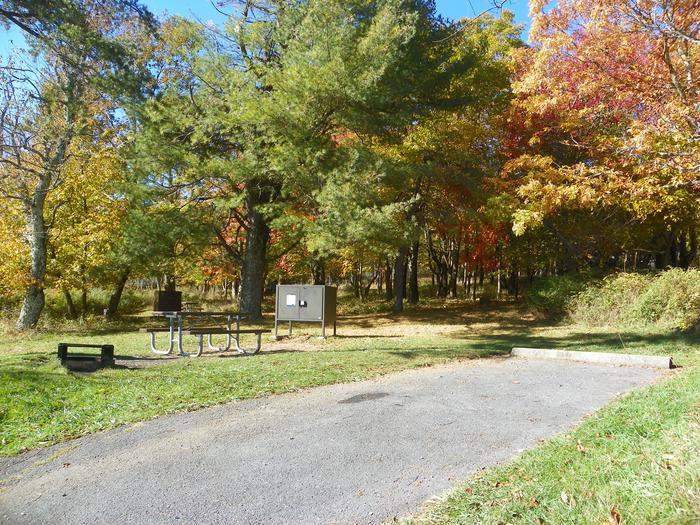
[0,0,698,329]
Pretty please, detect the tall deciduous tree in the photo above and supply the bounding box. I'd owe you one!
[48,128,129,318]
[509,0,700,267]
[0,1,153,329]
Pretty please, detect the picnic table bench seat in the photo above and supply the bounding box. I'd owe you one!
[139,327,177,333]
[183,327,270,356]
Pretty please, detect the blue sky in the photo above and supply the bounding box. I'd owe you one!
[0,0,530,57]
[142,0,530,31]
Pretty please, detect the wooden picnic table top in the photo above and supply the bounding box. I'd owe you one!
[152,311,243,317]
[184,328,270,335]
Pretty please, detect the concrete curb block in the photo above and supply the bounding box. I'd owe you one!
[511,347,674,369]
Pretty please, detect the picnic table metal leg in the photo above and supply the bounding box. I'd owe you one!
[174,315,200,358]
[234,331,263,355]
[176,316,184,355]
[232,316,241,352]
[179,334,203,358]
[149,322,175,355]
[206,333,232,352]
[207,315,234,352]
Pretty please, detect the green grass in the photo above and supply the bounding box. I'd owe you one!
[406,323,700,525]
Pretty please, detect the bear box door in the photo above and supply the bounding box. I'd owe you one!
[277,285,300,320]
[299,285,323,321]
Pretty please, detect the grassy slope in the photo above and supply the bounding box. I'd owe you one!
[408,324,700,525]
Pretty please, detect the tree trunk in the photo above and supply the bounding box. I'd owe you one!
[239,190,271,320]
[408,240,419,304]
[392,246,408,314]
[509,268,519,298]
[17,184,49,330]
[106,267,131,318]
[311,259,326,285]
[448,240,459,299]
[689,226,698,265]
[385,260,393,300]
[63,288,78,320]
[402,257,408,299]
[80,287,88,317]
[362,269,379,300]
[669,232,679,267]
[352,268,361,298]
[679,231,690,269]
[164,275,176,291]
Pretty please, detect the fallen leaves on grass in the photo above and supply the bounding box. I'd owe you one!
[608,506,621,524]
[662,453,675,469]
[560,491,576,507]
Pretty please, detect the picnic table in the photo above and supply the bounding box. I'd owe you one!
[182,301,201,312]
[140,311,269,358]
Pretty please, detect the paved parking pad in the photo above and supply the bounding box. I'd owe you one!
[0,357,662,524]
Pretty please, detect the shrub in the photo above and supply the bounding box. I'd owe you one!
[568,272,650,326]
[526,275,592,319]
[630,269,700,331]
[568,269,700,331]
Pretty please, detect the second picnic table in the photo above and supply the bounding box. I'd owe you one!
[141,311,269,357]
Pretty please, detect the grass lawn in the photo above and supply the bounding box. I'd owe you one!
[1,302,699,524]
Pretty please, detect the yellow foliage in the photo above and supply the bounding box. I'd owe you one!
[0,201,29,297]
[47,135,129,289]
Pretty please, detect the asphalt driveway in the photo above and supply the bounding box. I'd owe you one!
[0,356,662,524]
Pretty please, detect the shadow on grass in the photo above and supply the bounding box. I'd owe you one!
[115,354,177,361]
[208,348,307,359]
[332,335,403,339]
[340,302,543,331]
[387,346,509,360]
[447,327,700,357]
[0,366,85,388]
